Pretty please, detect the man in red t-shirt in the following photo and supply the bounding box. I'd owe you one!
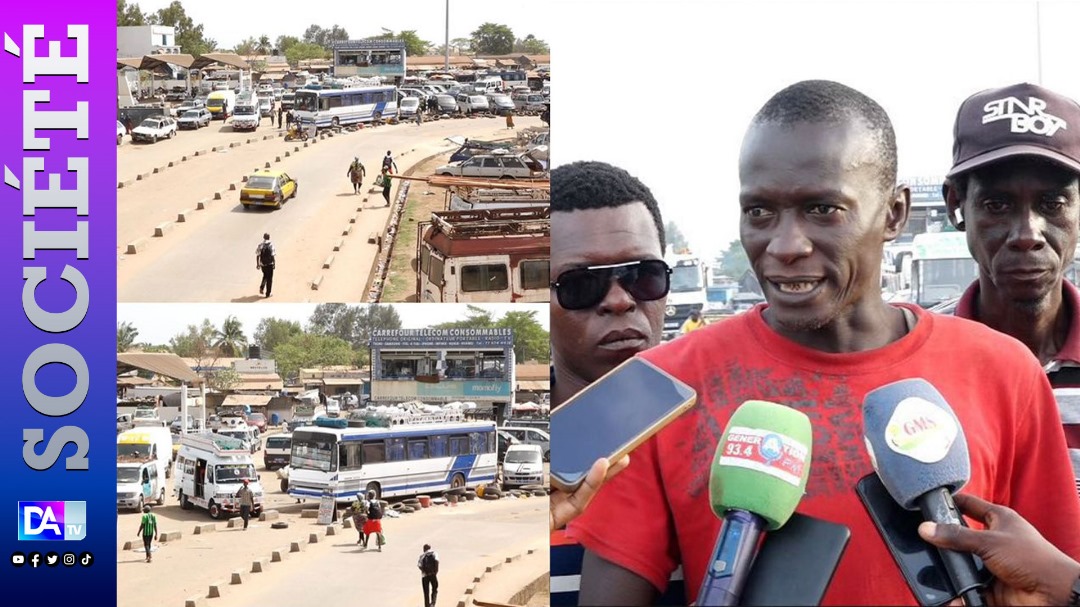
[567,80,1080,606]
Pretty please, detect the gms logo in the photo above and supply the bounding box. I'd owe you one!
[982,96,1067,137]
[18,502,86,541]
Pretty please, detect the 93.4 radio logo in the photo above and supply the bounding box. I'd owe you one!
[18,502,86,541]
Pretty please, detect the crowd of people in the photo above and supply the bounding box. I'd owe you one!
[549,80,1080,606]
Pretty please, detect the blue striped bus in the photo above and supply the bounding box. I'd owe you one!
[293,85,399,129]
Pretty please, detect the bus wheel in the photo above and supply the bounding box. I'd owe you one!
[136,497,144,512]
[180,492,193,510]
[366,482,381,502]
[208,501,222,520]
[157,489,166,505]
[332,117,340,129]
[280,478,288,493]
[450,473,465,490]
[373,112,382,123]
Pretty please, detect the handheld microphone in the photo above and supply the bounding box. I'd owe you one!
[862,378,986,607]
[696,400,812,606]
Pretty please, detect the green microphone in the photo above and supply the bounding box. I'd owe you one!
[698,400,813,606]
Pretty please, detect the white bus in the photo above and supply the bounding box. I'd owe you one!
[911,231,979,308]
[286,416,498,504]
[293,85,399,129]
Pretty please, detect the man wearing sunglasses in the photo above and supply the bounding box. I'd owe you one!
[567,81,1080,606]
[549,160,675,606]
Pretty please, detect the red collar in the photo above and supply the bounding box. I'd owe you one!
[955,280,1080,365]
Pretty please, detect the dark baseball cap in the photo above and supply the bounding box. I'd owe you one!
[947,82,1080,178]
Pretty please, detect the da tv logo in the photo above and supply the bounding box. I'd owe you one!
[18,502,86,541]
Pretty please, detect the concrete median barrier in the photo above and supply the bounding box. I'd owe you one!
[153,222,174,237]
[300,509,319,519]
[230,571,246,585]
[311,275,323,290]
[308,533,319,544]
[207,581,224,598]
[184,594,206,607]
[158,530,181,542]
[125,239,147,255]
[251,558,269,573]
[177,209,193,223]
[196,198,210,210]
[333,239,344,252]
[192,524,216,535]
[258,510,279,522]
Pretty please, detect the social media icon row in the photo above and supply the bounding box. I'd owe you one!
[11,551,91,568]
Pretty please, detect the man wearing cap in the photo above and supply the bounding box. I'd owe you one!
[943,82,1080,498]
[235,479,255,530]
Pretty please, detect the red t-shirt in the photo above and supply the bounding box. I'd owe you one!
[567,303,1080,606]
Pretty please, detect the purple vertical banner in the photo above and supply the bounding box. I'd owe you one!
[0,2,117,603]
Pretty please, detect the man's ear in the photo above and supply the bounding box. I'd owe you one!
[883,184,911,242]
[943,179,965,231]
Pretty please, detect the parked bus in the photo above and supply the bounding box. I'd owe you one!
[286,415,498,504]
[910,231,978,308]
[292,85,398,129]
[417,207,550,303]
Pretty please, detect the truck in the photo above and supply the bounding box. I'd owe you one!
[206,89,237,120]
[662,251,710,340]
[416,207,550,303]
[173,432,264,519]
[910,231,979,308]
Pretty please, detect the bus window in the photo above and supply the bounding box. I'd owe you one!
[319,98,330,111]
[430,435,448,457]
[387,437,406,462]
[339,443,362,471]
[469,432,488,454]
[292,433,335,472]
[449,435,469,455]
[408,439,428,460]
[429,255,444,285]
[487,432,496,454]
[520,260,549,290]
[462,264,509,292]
[327,96,342,109]
[420,248,430,275]
[362,440,386,464]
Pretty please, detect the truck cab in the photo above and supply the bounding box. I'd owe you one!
[663,252,709,340]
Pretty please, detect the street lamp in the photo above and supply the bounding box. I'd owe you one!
[445,0,450,71]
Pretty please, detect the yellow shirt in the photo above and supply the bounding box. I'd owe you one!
[681,317,706,333]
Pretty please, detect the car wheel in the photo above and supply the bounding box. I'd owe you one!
[150,135,157,144]
[157,489,166,506]
[180,492,192,510]
[292,184,298,199]
[242,204,250,210]
[208,501,221,520]
[136,497,144,512]
[500,175,515,179]
[331,117,340,128]
[117,135,122,145]
[280,478,288,493]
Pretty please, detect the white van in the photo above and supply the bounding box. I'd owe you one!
[499,426,550,461]
[216,425,261,454]
[502,444,544,489]
[117,427,173,483]
[174,433,264,519]
[116,457,165,511]
[263,433,292,470]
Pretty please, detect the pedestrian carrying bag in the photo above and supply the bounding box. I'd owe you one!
[421,551,439,575]
[259,242,274,267]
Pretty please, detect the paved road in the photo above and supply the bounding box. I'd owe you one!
[116,429,547,607]
[117,116,542,303]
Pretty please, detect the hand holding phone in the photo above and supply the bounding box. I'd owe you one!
[550,357,696,493]
[549,454,630,531]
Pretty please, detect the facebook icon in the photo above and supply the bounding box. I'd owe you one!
[18,502,86,541]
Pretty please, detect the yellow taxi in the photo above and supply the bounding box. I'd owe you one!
[240,170,298,209]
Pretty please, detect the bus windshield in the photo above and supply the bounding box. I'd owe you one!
[214,464,257,482]
[915,258,979,307]
[670,264,703,293]
[294,92,318,112]
[291,431,336,472]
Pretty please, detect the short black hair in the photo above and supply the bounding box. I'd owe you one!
[551,161,666,250]
[423,544,431,551]
[752,80,898,194]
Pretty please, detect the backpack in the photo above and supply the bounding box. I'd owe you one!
[258,242,274,266]
[421,551,439,575]
[368,500,382,519]
[382,155,393,170]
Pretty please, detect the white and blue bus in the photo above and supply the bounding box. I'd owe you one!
[287,417,497,503]
[293,85,399,129]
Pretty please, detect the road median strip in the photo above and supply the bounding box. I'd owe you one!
[193,523,216,535]
[153,222,174,237]
[176,209,193,222]
[323,255,335,269]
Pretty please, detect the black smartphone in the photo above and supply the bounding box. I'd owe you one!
[550,357,696,492]
[741,512,851,606]
[855,473,991,607]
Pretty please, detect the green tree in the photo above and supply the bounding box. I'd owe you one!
[137,343,172,353]
[234,36,259,55]
[367,29,430,57]
[213,316,248,357]
[254,318,303,353]
[276,35,300,55]
[169,319,219,383]
[286,42,329,65]
[303,23,349,50]
[513,34,549,55]
[720,239,751,279]
[117,0,148,26]
[149,1,214,55]
[666,221,689,253]
[470,23,515,55]
[273,333,357,380]
[257,35,271,54]
[308,304,402,358]
[495,310,549,362]
[117,321,139,353]
[431,305,495,330]
[209,367,241,393]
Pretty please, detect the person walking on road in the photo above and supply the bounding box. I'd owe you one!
[277,105,283,129]
[269,103,275,127]
[347,157,366,194]
[362,490,385,551]
[351,494,369,546]
[416,110,423,127]
[379,167,393,207]
[382,150,398,174]
[506,109,515,130]
[256,233,275,297]
[235,479,255,530]
[419,544,440,607]
[137,505,158,563]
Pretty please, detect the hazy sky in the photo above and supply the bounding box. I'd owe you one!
[119,303,549,345]
[553,0,1080,257]
[133,0,554,53]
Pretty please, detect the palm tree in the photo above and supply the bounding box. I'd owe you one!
[214,316,248,357]
[117,321,139,353]
[258,35,271,55]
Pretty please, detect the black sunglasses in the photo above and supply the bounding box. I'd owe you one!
[550,259,672,310]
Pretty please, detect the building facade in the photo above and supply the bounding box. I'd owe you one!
[331,40,406,81]
[117,25,180,57]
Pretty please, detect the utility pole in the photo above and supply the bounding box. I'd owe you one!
[444,0,450,71]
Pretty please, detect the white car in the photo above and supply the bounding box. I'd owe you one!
[116,120,126,145]
[177,108,212,129]
[487,94,515,115]
[399,97,420,118]
[436,151,547,179]
[526,132,550,162]
[131,116,177,143]
[456,94,490,114]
